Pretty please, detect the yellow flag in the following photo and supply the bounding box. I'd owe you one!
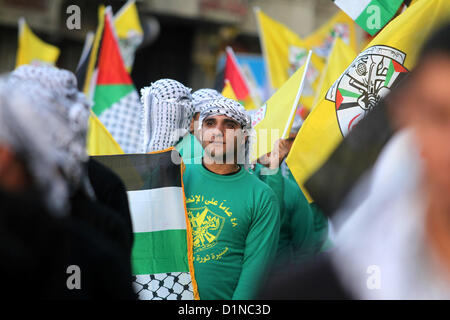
[114,0,143,73]
[87,111,124,156]
[222,80,237,101]
[287,0,450,202]
[313,37,356,108]
[305,11,358,59]
[15,18,60,68]
[251,62,308,162]
[255,8,324,92]
[82,5,106,96]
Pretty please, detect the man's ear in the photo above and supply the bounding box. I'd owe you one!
[0,145,31,192]
[0,145,13,174]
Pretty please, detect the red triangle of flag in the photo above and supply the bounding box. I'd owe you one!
[392,60,408,73]
[96,14,132,85]
[224,50,250,101]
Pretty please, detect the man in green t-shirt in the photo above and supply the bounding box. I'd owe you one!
[183,97,280,300]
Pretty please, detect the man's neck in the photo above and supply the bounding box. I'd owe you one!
[202,156,240,175]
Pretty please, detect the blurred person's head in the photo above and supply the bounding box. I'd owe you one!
[199,98,251,168]
[393,24,450,198]
[9,65,93,198]
[140,79,193,152]
[191,88,222,135]
[0,78,73,216]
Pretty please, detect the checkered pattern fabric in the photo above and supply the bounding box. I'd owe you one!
[133,273,194,300]
[99,90,142,154]
[192,88,222,114]
[140,79,193,152]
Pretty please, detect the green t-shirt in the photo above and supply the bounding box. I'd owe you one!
[251,163,285,217]
[283,164,330,256]
[279,176,316,261]
[183,163,280,300]
[175,133,203,164]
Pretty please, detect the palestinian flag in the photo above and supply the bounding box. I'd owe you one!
[93,148,199,300]
[224,47,257,110]
[91,8,142,154]
[333,0,405,36]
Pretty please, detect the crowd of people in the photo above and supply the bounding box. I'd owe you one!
[2,22,450,300]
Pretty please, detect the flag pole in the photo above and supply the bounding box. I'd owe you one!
[282,50,312,139]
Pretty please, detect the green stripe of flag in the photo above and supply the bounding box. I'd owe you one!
[132,229,190,275]
[385,60,395,87]
[354,0,404,36]
[338,88,360,99]
[92,84,134,116]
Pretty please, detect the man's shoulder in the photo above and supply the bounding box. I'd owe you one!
[242,170,279,203]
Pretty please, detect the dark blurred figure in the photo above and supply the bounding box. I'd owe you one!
[0,79,135,299]
[259,23,450,299]
[10,66,134,255]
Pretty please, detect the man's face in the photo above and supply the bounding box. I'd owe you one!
[201,114,245,163]
[398,54,450,195]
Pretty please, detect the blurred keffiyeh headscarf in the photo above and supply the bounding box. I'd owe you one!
[140,79,193,152]
[192,88,222,114]
[0,78,75,216]
[199,97,252,169]
[9,65,93,199]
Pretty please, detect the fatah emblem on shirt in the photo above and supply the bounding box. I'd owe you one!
[188,207,225,253]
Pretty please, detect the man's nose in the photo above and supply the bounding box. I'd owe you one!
[207,126,223,140]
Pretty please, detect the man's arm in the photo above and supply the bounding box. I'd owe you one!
[232,192,280,300]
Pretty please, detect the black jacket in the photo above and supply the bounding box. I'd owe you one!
[0,188,136,299]
[258,253,353,300]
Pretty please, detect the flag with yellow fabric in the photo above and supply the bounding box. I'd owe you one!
[251,61,309,162]
[287,0,450,201]
[114,0,143,73]
[254,8,324,96]
[313,37,357,107]
[76,5,106,97]
[221,80,237,101]
[15,18,60,68]
[87,111,124,156]
[305,11,358,59]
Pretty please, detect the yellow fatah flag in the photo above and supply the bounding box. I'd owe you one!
[81,5,106,96]
[222,80,237,101]
[313,37,357,108]
[287,0,450,202]
[251,61,308,162]
[304,11,358,59]
[114,0,143,73]
[15,18,60,68]
[87,111,124,156]
[255,8,324,92]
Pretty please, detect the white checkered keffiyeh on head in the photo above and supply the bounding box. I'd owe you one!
[140,79,193,152]
[10,65,91,139]
[192,88,222,114]
[8,66,93,199]
[0,78,73,216]
[199,97,253,169]
[199,97,251,130]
